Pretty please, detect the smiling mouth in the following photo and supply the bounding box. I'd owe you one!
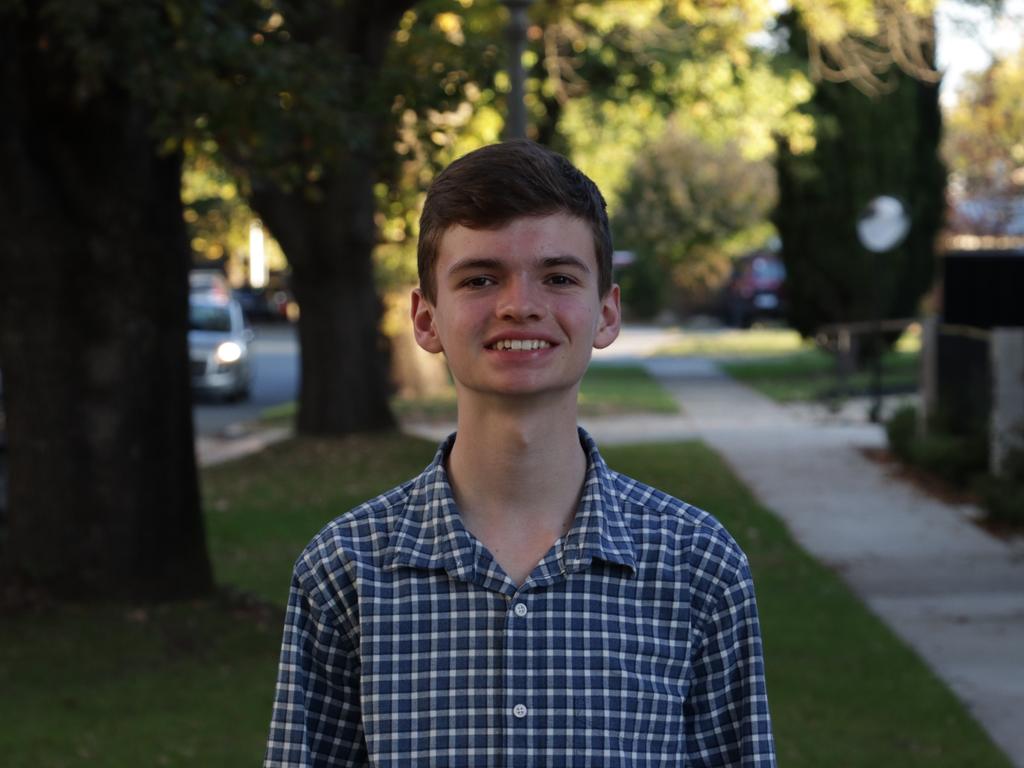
[487,339,552,351]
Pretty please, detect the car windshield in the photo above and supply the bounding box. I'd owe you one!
[752,258,785,281]
[190,305,232,332]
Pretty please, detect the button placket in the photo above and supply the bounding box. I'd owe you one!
[504,590,532,756]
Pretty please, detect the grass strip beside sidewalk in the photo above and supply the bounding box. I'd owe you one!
[391,363,680,424]
[0,435,1010,767]
[263,364,679,426]
[722,348,919,402]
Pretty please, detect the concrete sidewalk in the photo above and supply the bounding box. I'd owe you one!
[196,424,292,467]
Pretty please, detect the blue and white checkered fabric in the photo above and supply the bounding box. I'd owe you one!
[265,428,775,767]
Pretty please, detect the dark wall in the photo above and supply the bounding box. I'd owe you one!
[943,250,1024,328]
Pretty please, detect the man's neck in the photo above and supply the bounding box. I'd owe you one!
[446,392,587,583]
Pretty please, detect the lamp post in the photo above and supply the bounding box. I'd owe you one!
[501,0,534,139]
[856,195,910,423]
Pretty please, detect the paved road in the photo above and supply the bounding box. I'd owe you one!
[193,322,299,437]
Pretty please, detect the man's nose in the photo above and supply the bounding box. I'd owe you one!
[496,277,544,321]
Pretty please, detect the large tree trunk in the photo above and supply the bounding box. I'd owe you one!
[242,1,416,437]
[0,18,212,600]
[253,157,396,435]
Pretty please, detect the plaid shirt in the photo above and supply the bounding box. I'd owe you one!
[265,429,775,767]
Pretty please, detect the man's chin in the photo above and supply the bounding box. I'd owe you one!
[459,380,581,404]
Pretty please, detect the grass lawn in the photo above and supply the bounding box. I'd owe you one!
[655,327,810,357]
[577,362,679,415]
[0,434,1010,767]
[386,362,678,423]
[651,324,922,403]
[721,347,920,402]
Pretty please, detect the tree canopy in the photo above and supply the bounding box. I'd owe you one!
[613,125,777,318]
[773,11,946,343]
[0,0,957,599]
[943,42,1024,233]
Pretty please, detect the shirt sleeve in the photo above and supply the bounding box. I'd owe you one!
[683,557,776,767]
[264,570,366,768]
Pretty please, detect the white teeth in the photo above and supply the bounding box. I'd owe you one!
[491,339,551,351]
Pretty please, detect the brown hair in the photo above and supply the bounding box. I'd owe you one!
[417,139,613,302]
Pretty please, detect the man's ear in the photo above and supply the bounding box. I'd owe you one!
[410,288,444,354]
[593,284,621,350]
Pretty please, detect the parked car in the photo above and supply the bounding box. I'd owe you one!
[233,284,299,323]
[722,250,786,327]
[233,285,278,322]
[189,268,232,302]
[189,296,253,400]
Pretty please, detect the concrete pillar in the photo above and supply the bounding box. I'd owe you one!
[990,327,1024,475]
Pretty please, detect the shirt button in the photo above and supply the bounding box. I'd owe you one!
[513,703,528,719]
[513,603,528,618]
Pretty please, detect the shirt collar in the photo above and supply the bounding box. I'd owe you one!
[385,428,636,580]
[564,427,637,574]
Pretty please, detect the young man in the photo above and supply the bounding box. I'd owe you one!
[265,140,775,767]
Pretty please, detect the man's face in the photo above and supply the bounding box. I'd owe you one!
[411,212,620,403]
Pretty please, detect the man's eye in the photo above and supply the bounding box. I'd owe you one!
[547,274,576,286]
[464,276,494,288]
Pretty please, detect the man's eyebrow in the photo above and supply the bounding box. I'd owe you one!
[446,255,592,275]
[540,255,592,272]
[446,257,504,276]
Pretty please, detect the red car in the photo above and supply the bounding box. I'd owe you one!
[723,250,786,327]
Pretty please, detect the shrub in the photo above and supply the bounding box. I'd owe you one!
[618,254,668,321]
[977,438,1024,524]
[885,406,1023,525]
[979,477,1024,524]
[909,431,988,488]
[885,405,918,463]
[885,404,988,488]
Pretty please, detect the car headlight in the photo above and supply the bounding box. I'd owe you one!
[215,341,243,364]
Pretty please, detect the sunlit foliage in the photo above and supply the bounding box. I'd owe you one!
[369,0,941,302]
[12,0,947,303]
[613,125,777,317]
[943,44,1024,202]
[181,148,287,276]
